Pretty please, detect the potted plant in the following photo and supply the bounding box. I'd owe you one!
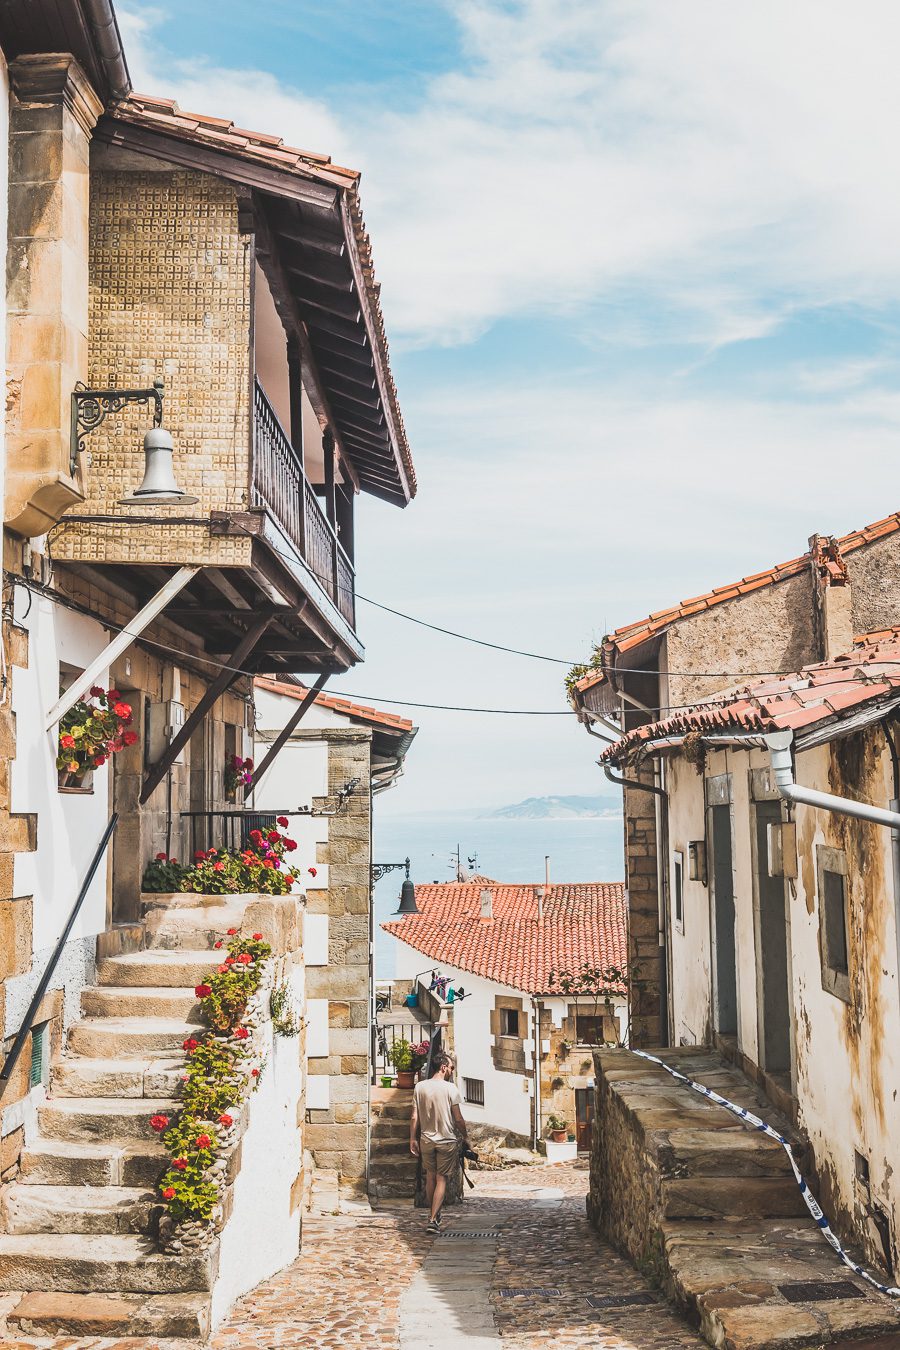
[410,1039,431,1077]
[389,1038,415,1088]
[57,685,136,790]
[179,822,301,897]
[547,1114,569,1143]
[224,753,253,803]
[380,1073,394,1089]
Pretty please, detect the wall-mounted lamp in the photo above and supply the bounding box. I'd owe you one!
[688,840,707,886]
[70,377,198,504]
[372,857,418,914]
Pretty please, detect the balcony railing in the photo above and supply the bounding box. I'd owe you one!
[252,380,356,630]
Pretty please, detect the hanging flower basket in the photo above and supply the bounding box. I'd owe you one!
[224,754,253,803]
[56,686,135,792]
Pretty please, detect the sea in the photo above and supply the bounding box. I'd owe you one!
[372,814,625,979]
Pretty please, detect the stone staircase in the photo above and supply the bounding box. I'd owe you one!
[0,937,224,1339]
[369,1088,417,1201]
[591,1048,900,1349]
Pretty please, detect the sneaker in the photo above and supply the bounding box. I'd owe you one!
[426,1215,442,1234]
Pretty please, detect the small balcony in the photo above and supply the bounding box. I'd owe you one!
[251,380,355,631]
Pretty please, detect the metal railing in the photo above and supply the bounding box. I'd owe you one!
[251,380,356,628]
[1,813,119,1084]
[372,1017,435,1081]
[180,809,280,860]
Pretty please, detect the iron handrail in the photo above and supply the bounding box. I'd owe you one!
[0,812,119,1083]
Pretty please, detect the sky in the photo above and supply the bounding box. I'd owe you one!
[120,1,900,814]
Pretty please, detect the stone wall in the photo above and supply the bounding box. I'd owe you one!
[489,994,527,1074]
[53,162,254,572]
[624,771,665,1048]
[304,727,372,1185]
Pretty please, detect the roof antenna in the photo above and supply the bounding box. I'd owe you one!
[545,854,550,887]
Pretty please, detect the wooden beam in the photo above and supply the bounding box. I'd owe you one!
[45,566,200,731]
[204,567,252,610]
[317,362,376,392]
[268,212,346,257]
[284,260,354,293]
[298,289,362,325]
[306,312,370,346]
[329,395,385,430]
[140,613,273,804]
[248,674,331,792]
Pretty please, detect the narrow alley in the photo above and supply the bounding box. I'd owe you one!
[209,1160,704,1350]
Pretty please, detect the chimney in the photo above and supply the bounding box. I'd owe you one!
[809,534,853,660]
[480,888,494,921]
[536,886,545,923]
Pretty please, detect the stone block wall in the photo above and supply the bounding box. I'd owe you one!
[304,728,372,1185]
[490,994,528,1074]
[624,772,665,1048]
[53,163,254,571]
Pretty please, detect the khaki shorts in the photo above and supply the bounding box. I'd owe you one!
[420,1137,458,1178]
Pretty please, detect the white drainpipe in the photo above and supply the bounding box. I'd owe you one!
[764,729,900,831]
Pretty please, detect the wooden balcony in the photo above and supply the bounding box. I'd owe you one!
[251,380,356,631]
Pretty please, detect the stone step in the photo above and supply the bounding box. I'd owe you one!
[67,1016,198,1057]
[96,948,221,987]
[662,1175,808,1220]
[661,1128,793,1178]
[0,1232,217,1294]
[81,985,204,1021]
[142,897,251,952]
[52,1056,184,1099]
[7,1289,211,1339]
[1,1184,156,1235]
[370,1120,410,1141]
[20,1139,166,1189]
[371,1098,416,1121]
[38,1097,179,1145]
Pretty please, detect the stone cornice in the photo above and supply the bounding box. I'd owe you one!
[9,53,104,137]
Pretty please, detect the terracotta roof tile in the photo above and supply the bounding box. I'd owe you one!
[599,629,900,763]
[575,514,900,695]
[255,676,414,733]
[382,882,627,995]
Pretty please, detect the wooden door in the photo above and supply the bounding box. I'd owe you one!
[575,1088,594,1151]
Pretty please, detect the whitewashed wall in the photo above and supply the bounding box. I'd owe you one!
[211,963,304,1325]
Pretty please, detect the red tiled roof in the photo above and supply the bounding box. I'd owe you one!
[255,677,414,733]
[575,513,900,695]
[107,93,415,498]
[382,882,627,995]
[599,629,900,764]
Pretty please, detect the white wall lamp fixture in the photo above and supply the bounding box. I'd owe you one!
[70,377,198,504]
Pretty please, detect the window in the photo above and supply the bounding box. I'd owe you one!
[673,850,684,933]
[500,1007,520,1037]
[574,1013,618,1046]
[29,1022,49,1090]
[817,846,850,1002]
[464,1077,484,1106]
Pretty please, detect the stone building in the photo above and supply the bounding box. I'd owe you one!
[252,677,417,1190]
[0,1,416,1334]
[570,517,900,1048]
[596,628,900,1286]
[384,880,627,1150]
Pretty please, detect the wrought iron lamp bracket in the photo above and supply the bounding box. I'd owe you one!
[371,856,411,885]
[70,379,164,474]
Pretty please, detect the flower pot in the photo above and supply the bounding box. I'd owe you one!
[58,767,94,792]
[380,1075,394,1088]
[396,1070,415,1089]
[550,1129,568,1143]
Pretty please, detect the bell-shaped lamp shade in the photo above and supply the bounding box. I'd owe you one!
[395,876,419,914]
[120,428,198,505]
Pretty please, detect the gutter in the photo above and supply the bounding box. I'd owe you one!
[81,0,131,101]
[764,729,900,831]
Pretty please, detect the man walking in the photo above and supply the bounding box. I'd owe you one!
[410,1052,469,1233]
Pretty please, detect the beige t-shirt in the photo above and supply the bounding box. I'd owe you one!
[414,1076,462,1144]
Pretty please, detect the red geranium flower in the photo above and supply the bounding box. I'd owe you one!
[214,940,223,949]
[218,963,230,974]
[107,690,121,700]
[244,758,253,770]
[224,957,234,966]
[234,1027,249,1040]
[173,1158,188,1171]
[285,839,297,852]
[236,953,252,965]
[227,927,238,936]
[93,756,106,768]
[218,1113,233,1128]
[123,730,138,746]
[308,867,317,877]
[194,984,212,998]
[252,932,263,941]
[182,1038,199,1053]
[250,830,262,842]
[277,816,289,828]
[113,702,131,719]
[162,1186,176,1200]
[267,830,280,842]
[155,852,167,861]
[149,1114,169,1132]
[60,734,76,749]
[90,685,104,697]
[195,1134,212,1149]
[251,1068,260,1077]
[213,861,225,872]
[195,851,207,861]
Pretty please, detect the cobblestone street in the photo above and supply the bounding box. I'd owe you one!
[212,1160,703,1350]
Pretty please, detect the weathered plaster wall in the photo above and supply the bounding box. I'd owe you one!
[846,531,900,638]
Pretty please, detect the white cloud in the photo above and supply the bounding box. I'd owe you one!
[121,1,900,348]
